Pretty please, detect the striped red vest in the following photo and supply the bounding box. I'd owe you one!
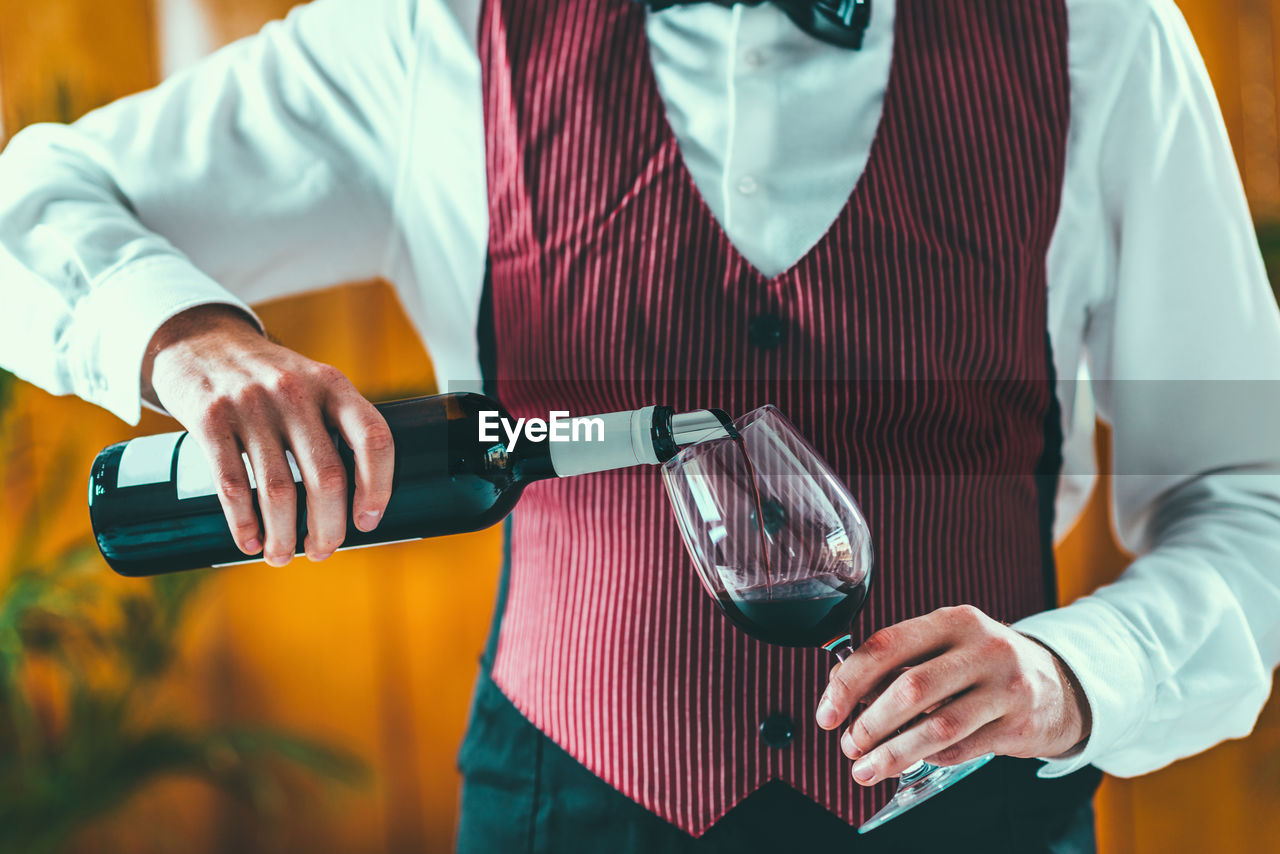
[481,0,1070,834]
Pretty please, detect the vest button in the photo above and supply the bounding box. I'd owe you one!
[748,313,784,350]
[759,714,795,749]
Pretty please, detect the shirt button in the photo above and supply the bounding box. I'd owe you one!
[748,313,785,350]
[760,714,795,749]
[743,48,769,69]
[736,175,759,196]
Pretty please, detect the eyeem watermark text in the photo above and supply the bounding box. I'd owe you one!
[478,410,605,451]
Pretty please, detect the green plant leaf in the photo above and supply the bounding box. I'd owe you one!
[215,727,370,788]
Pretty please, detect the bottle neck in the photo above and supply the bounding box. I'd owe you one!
[515,406,732,479]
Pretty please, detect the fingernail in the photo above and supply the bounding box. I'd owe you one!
[244,539,262,553]
[816,697,838,729]
[841,730,860,759]
[266,553,290,567]
[308,550,332,563]
[853,758,875,783]
[358,510,382,531]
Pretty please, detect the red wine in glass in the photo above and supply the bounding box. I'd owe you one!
[714,579,870,647]
[712,431,871,646]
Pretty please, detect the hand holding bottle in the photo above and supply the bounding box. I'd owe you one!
[141,304,394,565]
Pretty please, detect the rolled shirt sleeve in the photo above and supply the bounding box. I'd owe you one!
[1016,0,1280,777]
[0,0,417,424]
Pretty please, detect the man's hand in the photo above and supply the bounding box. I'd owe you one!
[816,605,1091,785]
[143,304,394,566]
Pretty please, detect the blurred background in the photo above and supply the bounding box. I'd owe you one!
[0,0,1278,852]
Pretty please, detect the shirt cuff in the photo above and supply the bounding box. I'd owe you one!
[1012,596,1155,778]
[70,255,265,425]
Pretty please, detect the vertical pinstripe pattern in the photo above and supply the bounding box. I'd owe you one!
[482,0,1071,834]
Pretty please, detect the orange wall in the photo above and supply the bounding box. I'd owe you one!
[1,2,1278,852]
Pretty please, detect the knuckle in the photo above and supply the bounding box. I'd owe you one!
[217,473,251,501]
[925,710,963,744]
[851,717,877,753]
[230,382,268,405]
[896,670,930,708]
[948,604,984,626]
[314,464,349,496]
[266,369,304,400]
[359,419,394,455]
[215,383,255,410]
[261,476,296,502]
[309,362,345,385]
[981,633,1016,659]
[826,669,854,706]
[201,396,235,426]
[859,628,896,662]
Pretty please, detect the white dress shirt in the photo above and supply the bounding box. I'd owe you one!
[1,0,1279,781]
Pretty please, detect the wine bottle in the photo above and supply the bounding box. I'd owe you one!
[88,392,732,577]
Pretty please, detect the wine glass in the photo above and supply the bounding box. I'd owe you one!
[661,405,993,834]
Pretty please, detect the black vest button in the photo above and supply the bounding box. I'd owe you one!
[748,313,785,350]
[759,714,795,749]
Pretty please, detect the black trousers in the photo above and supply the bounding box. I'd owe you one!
[456,670,1102,854]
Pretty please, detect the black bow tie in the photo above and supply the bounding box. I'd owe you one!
[643,0,871,50]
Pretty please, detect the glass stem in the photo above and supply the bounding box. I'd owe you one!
[822,634,856,661]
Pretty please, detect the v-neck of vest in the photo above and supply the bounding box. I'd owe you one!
[635,4,905,286]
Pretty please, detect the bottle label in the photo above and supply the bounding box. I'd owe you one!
[548,408,657,477]
[174,435,302,500]
[116,431,183,488]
